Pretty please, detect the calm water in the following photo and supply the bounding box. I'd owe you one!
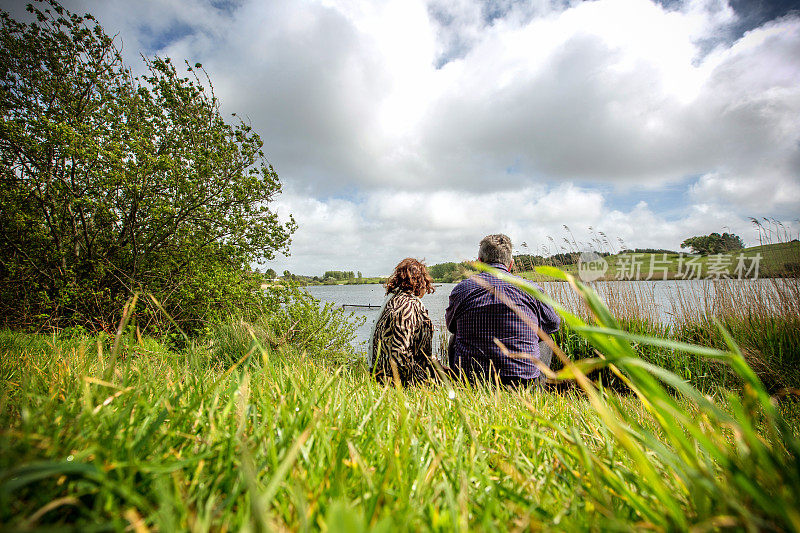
[306,279,786,352]
[306,280,669,352]
[306,283,458,351]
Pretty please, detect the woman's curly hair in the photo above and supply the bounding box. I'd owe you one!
[385,258,435,297]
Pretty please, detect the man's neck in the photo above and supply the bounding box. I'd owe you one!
[487,262,509,272]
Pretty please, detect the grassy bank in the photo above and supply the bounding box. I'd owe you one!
[2,270,799,530]
[516,241,800,282]
[265,277,387,288]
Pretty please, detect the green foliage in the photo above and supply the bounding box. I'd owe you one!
[0,1,295,331]
[323,270,356,281]
[619,248,678,254]
[513,252,582,267]
[207,284,364,367]
[675,313,800,393]
[428,261,474,282]
[427,262,457,279]
[552,314,800,394]
[681,232,745,255]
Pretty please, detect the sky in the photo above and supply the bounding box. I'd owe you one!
[14,0,800,275]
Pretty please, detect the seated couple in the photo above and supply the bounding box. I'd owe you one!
[369,234,561,387]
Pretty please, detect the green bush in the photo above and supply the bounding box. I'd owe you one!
[0,1,294,332]
[207,285,364,368]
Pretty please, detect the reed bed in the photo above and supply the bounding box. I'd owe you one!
[520,277,800,393]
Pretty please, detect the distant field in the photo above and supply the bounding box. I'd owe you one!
[516,241,799,282]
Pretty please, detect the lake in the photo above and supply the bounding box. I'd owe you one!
[305,279,776,353]
[306,283,458,353]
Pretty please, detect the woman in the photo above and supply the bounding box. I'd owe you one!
[369,258,437,385]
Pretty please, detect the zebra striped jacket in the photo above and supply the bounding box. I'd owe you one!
[370,291,436,385]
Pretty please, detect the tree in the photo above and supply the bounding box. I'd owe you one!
[681,232,745,255]
[0,1,295,331]
[428,262,458,280]
[265,268,277,279]
[428,261,475,283]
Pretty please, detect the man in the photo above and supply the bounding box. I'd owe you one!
[445,234,561,387]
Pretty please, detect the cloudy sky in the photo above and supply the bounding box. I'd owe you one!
[29,0,800,275]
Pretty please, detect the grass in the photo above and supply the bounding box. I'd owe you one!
[1,270,799,531]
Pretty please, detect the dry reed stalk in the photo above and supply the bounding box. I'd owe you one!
[669,277,800,326]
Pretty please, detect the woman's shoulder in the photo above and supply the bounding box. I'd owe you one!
[388,291,424,311]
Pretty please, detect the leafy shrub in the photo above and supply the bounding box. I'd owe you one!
[207,285,364,367]
[0,1,294,332]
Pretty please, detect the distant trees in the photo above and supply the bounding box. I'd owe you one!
[323,270,355,281]
[619,248,678,255]
[0,1,295,331]
[681,233,745,255]
[265,268,277,279]
[428,262,473,282]
[428,262,458,280]
[512,252,607,270]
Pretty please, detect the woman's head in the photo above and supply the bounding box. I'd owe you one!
[385,258,435,297]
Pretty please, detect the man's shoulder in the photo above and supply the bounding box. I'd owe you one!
[493,274,545,301]
[451,274,486,294]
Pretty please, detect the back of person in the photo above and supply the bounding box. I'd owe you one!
[445,234,560,386]
[370,258,437,386]
[371,290,435,384]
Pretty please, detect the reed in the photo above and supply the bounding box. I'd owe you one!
[518,275,800,393]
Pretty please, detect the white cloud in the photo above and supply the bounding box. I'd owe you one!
[690,171,800,212]
[64,0,798,191]
[264,183,787,276]
[49,0,800,273]
[415,0,799,193]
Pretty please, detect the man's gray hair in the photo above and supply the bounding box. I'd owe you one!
[478,234,513,266]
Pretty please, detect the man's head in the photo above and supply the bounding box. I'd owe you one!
[478,234,513,266]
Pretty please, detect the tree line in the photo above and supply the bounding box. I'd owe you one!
[423,231,747,281]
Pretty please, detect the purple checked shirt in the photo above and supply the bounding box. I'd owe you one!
[445,263,561,382]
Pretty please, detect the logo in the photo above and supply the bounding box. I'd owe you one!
[578,251,608,282]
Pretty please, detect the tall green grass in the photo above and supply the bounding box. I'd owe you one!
[1,268,799,531]
[476,263,800,530]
